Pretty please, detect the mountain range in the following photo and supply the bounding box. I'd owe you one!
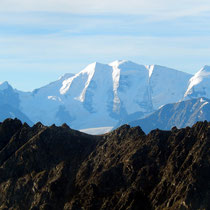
[0,118,209,209]
[1,61,210,132]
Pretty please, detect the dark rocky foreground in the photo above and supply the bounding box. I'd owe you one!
[0,119,209,210]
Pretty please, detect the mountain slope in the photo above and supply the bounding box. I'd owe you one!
[184,65,210,99]
[0,81,20,107]
[0,118,209,209]
[0,82,33,125]
[130,97,210,133]
[17,73,74,125]
[0,104,33,125]
[147,65,191,109]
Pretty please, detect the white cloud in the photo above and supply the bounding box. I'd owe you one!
[0,0,210,19]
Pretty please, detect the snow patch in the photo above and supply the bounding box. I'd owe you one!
[200,98,206,103]
[184,65,210,99]
[112,65,121,112]
[200,101,209,109]
[146,65,155,78]
[48,96,61,101]
[60,75,78,95]
[80,127,113,135]
[77,63,96,102]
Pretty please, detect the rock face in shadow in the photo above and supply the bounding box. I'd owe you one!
[129,97,210,134]
[0,118,209,210]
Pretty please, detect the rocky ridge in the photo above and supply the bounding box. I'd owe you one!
[0,118,209,209]
[129,97,210,133]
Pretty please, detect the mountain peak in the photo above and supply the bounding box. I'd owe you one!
[190,65,210,80]
[184,65,210,99]
[109,60,128,66]
[200,65,210,73]
[109,60,139,67]
[81,62,112,75]
[0,81,11,90]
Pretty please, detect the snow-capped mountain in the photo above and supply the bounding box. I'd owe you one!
[18,61,155,129]
[18,60,192,130]
[1,60,210,133]
[184,65,210,99]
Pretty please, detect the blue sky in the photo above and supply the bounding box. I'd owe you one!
[1,0,210,91]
